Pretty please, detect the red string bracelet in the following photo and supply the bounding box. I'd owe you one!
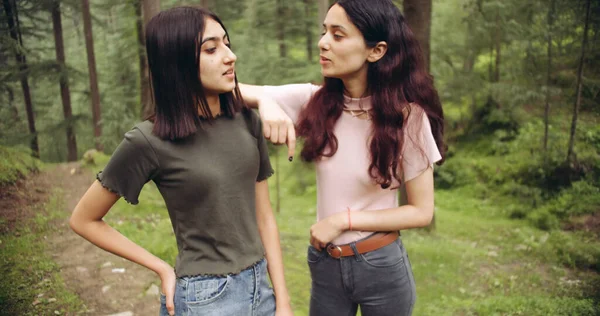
[347,207,352,231]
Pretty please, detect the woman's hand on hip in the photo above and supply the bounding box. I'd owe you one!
[310,213,347,251]
[158,262,176,316]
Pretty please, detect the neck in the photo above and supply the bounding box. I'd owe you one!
[341,65,369,98]
[201,94,221,117]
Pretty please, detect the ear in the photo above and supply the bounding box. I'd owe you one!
[367,41,387,63]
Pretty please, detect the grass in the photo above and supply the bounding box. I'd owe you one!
[3,126,597,315]
[89,147,600,316]
[0,191,86,316]
[0,145,42,186]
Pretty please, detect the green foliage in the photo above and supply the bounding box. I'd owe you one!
[84,149,600,315]
[0,145,42,185]
[441,95,600,230]
[0,193,86,315]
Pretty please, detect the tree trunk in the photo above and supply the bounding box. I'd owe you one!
[71,7,82,45]
[488,41,494,82]
[543,0,555,155]
[403,0,434,231]
[82,0,103,151]
[304,0,313,61]
[276,0,286,58]
[403,0,432,72]
[463,19,475,73]
[52,0,77,161]
[493,11,501,83]
[3,0,39,158]
[139,0,160,119]
[566,0,591,163]
[200,0,213,9]
[318,0,328,28]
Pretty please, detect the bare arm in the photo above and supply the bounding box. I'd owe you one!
[309,168,435,250]
[238,83,265,108]
[255,180,293,314]
[239,83,296,159]
[69,181,176,315]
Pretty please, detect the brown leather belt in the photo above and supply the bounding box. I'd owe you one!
[326,231,399,259]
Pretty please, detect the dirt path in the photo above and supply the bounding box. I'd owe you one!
[40,163,160,315]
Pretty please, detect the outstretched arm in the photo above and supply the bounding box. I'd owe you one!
[239,84,296,159]
[239,83,321,160]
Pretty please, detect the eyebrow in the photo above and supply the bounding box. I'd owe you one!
[201,34,229,45]
[323,24,348,32]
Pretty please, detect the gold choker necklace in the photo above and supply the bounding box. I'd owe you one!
[343,108,371,120]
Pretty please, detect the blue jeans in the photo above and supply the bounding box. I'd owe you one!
[160,258,275,316]
[307,238,416,316]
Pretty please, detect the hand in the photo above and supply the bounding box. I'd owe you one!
[257,96,296,160]
[158,263,176,316]
[310,213,347,251]
[275,300,294,316]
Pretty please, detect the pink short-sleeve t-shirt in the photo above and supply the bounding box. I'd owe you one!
[263,84,442,244]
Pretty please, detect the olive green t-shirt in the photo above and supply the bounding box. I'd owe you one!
[97,110,273,277]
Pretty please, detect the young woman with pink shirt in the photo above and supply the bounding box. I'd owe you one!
[240,0,445,315]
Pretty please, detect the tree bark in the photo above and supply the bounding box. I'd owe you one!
[139,0,160,119]
[318,0,328,28]
[403,0,432,72]
[304,0,313,61]
[403,0,434,231]
[566,0,591,163]
[276,0,286,58]
[82,0,103,151]
[52,0,77,161]
[3,0,39,158]
[493,11,501,83]
[200,0,213,9]
[543,0,555,155]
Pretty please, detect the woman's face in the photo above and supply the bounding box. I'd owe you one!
[199,18,237,97]
[318,4,371,80]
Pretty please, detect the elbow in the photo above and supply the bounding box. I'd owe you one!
[421,207,435,227]
[69,211,84,236]
[68,215,79,234]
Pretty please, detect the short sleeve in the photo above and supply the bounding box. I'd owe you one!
[96,127,159,204]
[263,84,321,124]
[250,111,275,182]
[401,106,442,182]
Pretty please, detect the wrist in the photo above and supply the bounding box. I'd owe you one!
[274,292,291,306]
[335,211,350,232]
[154,260,172,276]
[257,95,270,109]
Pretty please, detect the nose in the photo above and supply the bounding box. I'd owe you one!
[318,34,330,51]
[224,46,237,64]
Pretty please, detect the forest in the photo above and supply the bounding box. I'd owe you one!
[1,0,599,315]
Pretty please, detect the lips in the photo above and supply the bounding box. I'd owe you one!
[320,55,331,62]
[223,68,234,75]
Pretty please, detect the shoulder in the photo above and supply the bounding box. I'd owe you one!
[124,121,159,149]
[403,103,429,129]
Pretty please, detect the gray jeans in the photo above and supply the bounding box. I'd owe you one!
[307,238,416,316]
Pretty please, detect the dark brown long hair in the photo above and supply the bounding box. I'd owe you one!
[145,7,245,141]
[297,0,446,189]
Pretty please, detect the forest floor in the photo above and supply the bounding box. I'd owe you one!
[1,159,599,315]
[0,162,159,316]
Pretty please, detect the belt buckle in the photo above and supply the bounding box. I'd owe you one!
[326,244,343,259]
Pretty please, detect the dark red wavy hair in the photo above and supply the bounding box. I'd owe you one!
[297,0,446,189]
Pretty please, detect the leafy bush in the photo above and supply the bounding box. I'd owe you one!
[0,145,42,185]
